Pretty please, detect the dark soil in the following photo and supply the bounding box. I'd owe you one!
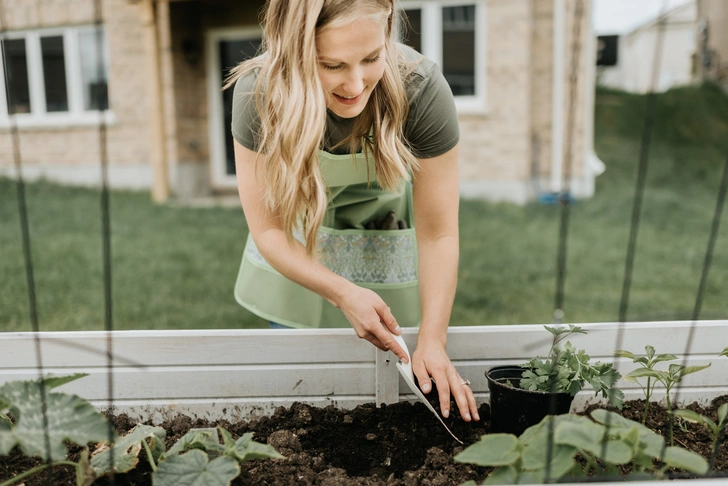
[2,396,727,485]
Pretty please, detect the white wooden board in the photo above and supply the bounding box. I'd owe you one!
[1,321,727,424]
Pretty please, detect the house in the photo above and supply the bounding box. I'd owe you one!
[596,0,699,93]
[0,0,601,204]
[696,0,728,87]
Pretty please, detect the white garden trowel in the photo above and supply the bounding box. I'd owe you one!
[390,332,463,444]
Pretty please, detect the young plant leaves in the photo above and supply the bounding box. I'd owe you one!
[0,380,112,461]
[454,434,520,467]
[221,430,285,462]
[663,446,709,475]
[152,449,240,486]
[92,424,166,476]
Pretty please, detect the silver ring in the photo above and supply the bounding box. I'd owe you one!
[460,379,471,387]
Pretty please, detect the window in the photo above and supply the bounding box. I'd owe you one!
[398,1,486,112]
[1,25,110,126]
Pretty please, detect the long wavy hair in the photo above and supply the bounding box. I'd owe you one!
[224,0,418,256]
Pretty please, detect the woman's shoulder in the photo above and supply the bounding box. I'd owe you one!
[396,44,448,106]
[397,44,439,87]
[232,64,262,99]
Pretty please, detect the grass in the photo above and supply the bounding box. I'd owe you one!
[1,83,728,331]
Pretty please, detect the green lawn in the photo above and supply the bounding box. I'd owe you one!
[1,84,727,332]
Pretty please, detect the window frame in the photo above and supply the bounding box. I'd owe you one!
[397,0,487,114]
[0,25,114,129]
[206,26,264,190]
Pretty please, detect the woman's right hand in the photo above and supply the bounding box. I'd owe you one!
[337,284,410,364]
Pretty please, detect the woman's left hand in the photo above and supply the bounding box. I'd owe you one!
[411,340,480,422]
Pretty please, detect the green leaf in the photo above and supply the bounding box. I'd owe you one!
[718,403,728,425]
[554,420,632,464]
[0,380,112,461]
[645,345,655,360]
[612,350,635,360]
[92,424,166,476]
[625,368,663,379]
[652,354,678,364]
[516,470,547,484]
[681,363,711,376]
[153,449,240,486]
[590,409,665,457]
[719,347,728,358]
[544,325,563,336]
[229,431,285,462]
[164,428,224,459]
[483,466,518,485]
[42,373,89,390]
[672,409,706,424]
[455,434,521,467]
[605,387,625,410]
[663,446,709,475]
[634,357,649,366]
[521,423,576,478]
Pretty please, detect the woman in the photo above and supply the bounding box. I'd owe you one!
[226,0,478,422]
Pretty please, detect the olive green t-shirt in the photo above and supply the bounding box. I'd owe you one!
[231,44,459,158]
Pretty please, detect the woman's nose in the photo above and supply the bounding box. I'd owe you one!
[341,68,364,95]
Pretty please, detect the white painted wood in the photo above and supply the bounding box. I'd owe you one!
[25,32,45,116]
[0,321,726,425]
[375,348,400,406]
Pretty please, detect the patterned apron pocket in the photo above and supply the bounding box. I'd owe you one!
[317,226,417,285]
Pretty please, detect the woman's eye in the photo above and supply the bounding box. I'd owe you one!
[323,64,343,71]
[364,55,380,64]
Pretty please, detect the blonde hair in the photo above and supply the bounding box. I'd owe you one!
[225,0,418,256]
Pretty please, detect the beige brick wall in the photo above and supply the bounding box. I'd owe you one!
[459,0,533,183]
[0,0,153,173]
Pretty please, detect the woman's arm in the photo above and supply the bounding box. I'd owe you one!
[411,144,479,422]
[234,140,409,361]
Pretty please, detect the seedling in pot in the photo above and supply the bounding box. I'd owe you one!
[613,345,678,424]
[519,325,624,409]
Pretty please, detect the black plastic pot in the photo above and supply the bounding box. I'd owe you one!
[485,365,575,436]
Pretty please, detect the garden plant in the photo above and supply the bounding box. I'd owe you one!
[516,325,624,409]
[0,376,283,486]
[455,410,710,484]
[618,349,711,446]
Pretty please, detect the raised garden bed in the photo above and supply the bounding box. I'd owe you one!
[1,321,727,485]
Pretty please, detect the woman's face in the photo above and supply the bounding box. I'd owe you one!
[316,16,387,118]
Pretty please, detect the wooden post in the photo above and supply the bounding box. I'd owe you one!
[140,0,169,203]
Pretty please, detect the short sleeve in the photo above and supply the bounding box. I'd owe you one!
[231,70,262,152]
[403,58,460,159]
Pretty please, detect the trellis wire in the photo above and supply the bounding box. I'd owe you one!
[552,0,584,328]
[605,0,668,468]
[92,0,117,480]
[546,0,585,481]
[0,0,54,484]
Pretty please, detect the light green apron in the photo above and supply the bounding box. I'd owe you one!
[234,149,421,328]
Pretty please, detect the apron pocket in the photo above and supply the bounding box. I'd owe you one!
[317,226,418,285]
